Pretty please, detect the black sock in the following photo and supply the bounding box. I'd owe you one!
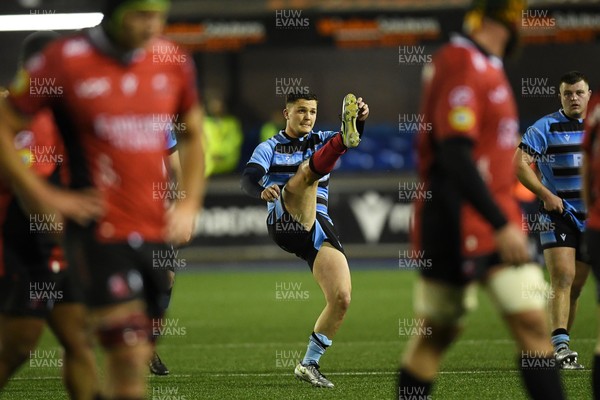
[551,328,568,336]
[520,356,565,400]
[593,354,600,400]
[398,367,432,400]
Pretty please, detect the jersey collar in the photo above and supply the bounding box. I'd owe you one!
[559,109,583,123]
[450,33,503,68]
[86,26,145,65]
[279,129,310,142]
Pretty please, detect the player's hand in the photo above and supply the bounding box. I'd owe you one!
[494,223,530,265]
[357,97,369,121]
[19,184,104,227]
[261,185,280,202]
[54,187,104,226]
[164,201,198,246]
[541,192,564,214]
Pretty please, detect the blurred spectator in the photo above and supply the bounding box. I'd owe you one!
[203,93,243,175]
[260,109,286,142]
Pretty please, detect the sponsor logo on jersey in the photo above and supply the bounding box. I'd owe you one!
[448,85,474,107]
[75,77,111,98]
[448,106,475,132]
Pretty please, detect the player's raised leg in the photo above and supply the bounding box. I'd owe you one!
[282,93,361,230]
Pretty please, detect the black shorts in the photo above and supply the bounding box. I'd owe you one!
[420,251,502,287]
[64,223,171,318]
[0,197,83,318]
[267,198,344,270]
[538,212,584,261]
[585,229,600,302]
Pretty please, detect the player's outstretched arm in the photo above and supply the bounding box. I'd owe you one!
[165,104,206,245]
[514,147,563,213]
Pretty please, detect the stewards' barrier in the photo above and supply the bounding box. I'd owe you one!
[183,174,414,263]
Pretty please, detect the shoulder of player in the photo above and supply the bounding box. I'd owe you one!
[311,130,336,141]
[53,33,94,59]
[532,110,565,130]
[434,42,481,72]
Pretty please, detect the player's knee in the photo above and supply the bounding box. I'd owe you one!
[333,289,351,313]
[96,312,151,350]
[423,322,461,350]
[413,279,477,326]
[550,265,575,289]
[299,160,320,184]
[487,263,548,314]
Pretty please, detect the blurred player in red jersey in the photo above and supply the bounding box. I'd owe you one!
[0,0,206,399]
[398,1,565,399]
[582,89,600,398]
[0,32,98,399]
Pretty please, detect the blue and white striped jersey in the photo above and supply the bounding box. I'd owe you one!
[247,130,338,218]
[520,109,585,230]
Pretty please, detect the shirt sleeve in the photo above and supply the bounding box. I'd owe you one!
[247,140,274,173]
[520,120,548,156]
[431,47,481,142]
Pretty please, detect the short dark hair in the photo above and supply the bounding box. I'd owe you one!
[285,93,318,106]
[559,71,589,87]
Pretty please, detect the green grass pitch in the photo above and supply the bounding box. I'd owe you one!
[2,264,596,399]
